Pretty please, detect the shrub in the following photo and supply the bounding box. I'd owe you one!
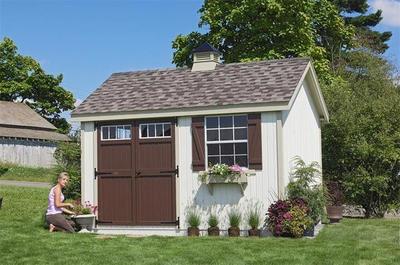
[267,198,312,238]
[228,208,241,228]
[208,213,219,228]
[186,208,201,228]
[248,209,261,230]
[53,141,81,199]
[286,157,325,223]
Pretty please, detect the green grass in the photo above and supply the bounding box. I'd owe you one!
[0,162,56,182]
[0,185,399,265]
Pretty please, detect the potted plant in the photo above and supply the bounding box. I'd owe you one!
[72,201,97,233]
[227,208,241,237]
[247,208,261,237]
[325,181,344,223]
[186,208,201,237]
[207,213,220,236]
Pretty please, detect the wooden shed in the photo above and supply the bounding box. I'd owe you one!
[0,101,70,168]
[72,43,329,235]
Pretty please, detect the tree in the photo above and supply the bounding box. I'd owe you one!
[322,51,400,217]
[331,0,392,53]
[172,0,354,80]
[0,37,75,133]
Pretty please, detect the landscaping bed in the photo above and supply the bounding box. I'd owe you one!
[0,185,399,265]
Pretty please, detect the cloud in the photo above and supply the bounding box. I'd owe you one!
[371,0,400,27]
[74,98,83,108]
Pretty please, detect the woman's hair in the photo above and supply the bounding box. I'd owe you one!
[58,172,69,180]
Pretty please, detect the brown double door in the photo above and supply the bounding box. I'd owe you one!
[96,120,176,226]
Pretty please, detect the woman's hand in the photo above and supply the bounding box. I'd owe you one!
[67,203,74,209]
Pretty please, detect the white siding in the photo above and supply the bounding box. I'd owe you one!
[81,122,97,206]
[0,138,57,168]
[282,79,322,188]
[177,113,279,231]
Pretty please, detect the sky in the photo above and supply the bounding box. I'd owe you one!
[0,0,399,123]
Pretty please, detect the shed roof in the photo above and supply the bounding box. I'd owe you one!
[72,57,310,116]
[0,101,70,141]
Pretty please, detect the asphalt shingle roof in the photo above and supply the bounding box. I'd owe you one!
[72,57,310,116]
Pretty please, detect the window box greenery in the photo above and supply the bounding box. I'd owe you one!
[199,164,255,195]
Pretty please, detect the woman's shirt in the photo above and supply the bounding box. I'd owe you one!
[46,186,64,215]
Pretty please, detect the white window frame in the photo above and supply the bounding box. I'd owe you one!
[101,125,132,141]
[204,114,248,168]
[139,122,172,139]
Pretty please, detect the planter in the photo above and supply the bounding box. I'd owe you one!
[0,197,3,209]
[248,229,260,237]
[187,227,200,237]
[207,226,220,236]
[228,227,240,237]
[303,225,314,237]
[200,170,256,195]
[326,205,344,223]
[73,214,95,233]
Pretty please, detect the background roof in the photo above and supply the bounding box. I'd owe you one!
[0,101,69,141]
[73,58,310,116]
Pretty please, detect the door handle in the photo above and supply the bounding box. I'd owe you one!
[136,171,141,176]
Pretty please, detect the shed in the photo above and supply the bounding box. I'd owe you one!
[72,43,329,235]
[0,101,70,168]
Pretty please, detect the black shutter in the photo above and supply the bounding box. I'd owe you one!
[248,113,262,170]
[192,116,205,171]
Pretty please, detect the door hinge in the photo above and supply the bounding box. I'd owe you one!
[176,165,179,178]
[160,216,180,228]
[94,168,112,179]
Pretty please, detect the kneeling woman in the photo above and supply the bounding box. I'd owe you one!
[46,172,75,232]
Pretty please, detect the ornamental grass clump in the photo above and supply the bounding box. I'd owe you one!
[187,208,201,237]
[207,213,220,236]
[228,208,241,237]
[267,198,313,238]
[248,208,261,237]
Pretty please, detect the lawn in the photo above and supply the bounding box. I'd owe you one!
[0,186,399,265]
[0,163,56,183]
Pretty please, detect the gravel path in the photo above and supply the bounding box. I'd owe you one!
[0,180,51,188]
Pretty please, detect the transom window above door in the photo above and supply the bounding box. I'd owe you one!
[101,125,131,140]
[140,122,172,139]
[205,115,248,167]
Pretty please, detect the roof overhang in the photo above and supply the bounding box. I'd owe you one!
[71,102,289,122]
[287,62,330,122]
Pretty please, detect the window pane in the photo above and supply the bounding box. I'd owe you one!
[220,116,233,128]
[109,126,116,139]
[164,123,171,136]
[208,156,220,166]
[124,125,131,139]
[234,115,247,127]
[102,127,109,139]
[220,129,233,140]
[148,124,155,137]
[156,124,163,137]
[235,143,247,155]
[221,156,234,166]
[207,144,219,156]
[206,117,218,128]
[234,128,247,140]
[220,143,234,155]
[117,126,124,139]
[141,125,148,138]
[207,130,219,141]
[235,155,248,167]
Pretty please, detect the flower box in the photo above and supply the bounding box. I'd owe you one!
[199,164,255,195]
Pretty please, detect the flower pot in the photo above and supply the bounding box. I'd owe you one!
[326,206,344,223]
[187,227,200,237]
[248,229,260,237]
[207,226,220,236]
[0,197,3,209]
[73,214,95,233]
[228,227,240,237]
[303,225,314,237]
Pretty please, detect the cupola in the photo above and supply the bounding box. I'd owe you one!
[191,43,221,72]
